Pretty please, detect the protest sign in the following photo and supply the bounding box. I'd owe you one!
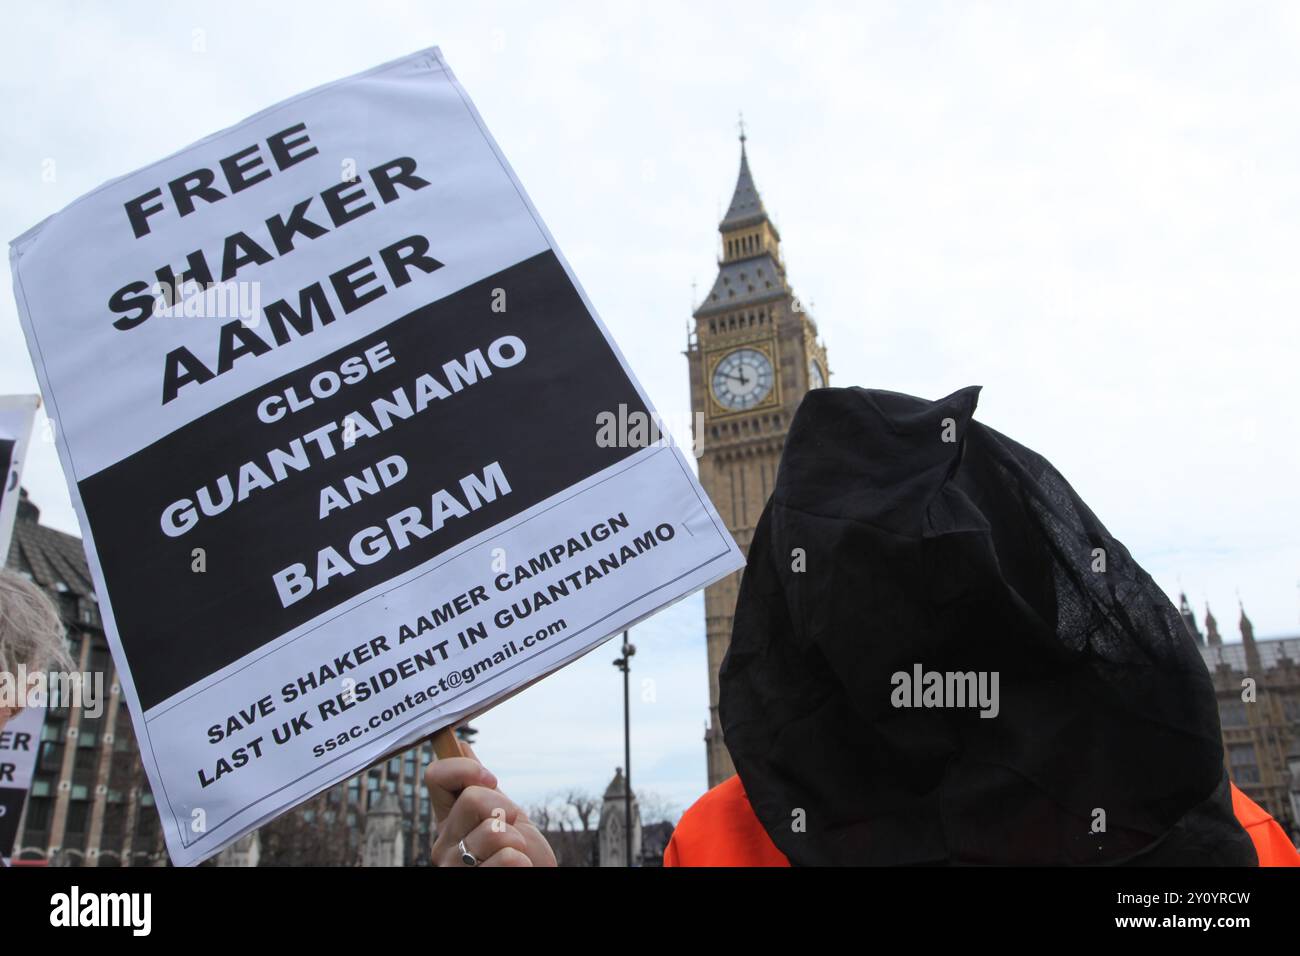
[0,395,43,866]
[10,48,743,865]
[0,706,44,864]
[0,395,40,562]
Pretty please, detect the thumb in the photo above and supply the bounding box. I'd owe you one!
[458,739,481,764]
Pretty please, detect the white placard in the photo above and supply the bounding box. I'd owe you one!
[10,48,742,865]
[0,706,45,864]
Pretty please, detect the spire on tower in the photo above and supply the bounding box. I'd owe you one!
[718,114,776,236]
[1239,598,1261,674]
[1205,602,1222,646]
[1179,592,1204,646]
[722,136,766,227]
[694,123,791,317]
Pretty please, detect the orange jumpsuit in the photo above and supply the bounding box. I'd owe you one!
[665,775,1300,867]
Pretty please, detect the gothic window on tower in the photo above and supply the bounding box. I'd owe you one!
[1221,699,1248,727]
[1229,744,1261,784]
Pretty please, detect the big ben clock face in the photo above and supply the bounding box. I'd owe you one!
[711,347,774,412]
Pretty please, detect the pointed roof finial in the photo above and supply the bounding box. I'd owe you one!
[1178,592,1204,645]
[721,119,767,228]
[1237,595,1261,672]
[1205,602,1222,646]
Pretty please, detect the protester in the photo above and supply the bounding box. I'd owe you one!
[427,386,1299,866]
[0,569,73,733]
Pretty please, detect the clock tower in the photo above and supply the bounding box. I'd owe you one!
[687,131,829,786]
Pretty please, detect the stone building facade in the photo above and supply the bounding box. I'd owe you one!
[1185,595,1300,840]
[597,767,642,867]
[6,490,166,865]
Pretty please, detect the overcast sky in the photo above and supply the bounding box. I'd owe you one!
[3,1,1298,819]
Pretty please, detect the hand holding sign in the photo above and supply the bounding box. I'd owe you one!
[424,732,555,867]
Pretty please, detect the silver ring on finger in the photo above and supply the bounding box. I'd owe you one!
[458,838,479,867]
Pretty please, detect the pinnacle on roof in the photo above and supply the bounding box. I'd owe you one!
[721,119,768,230]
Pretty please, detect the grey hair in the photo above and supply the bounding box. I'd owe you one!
[0,569,75,676]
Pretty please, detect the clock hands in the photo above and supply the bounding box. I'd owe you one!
[714,350,771,409]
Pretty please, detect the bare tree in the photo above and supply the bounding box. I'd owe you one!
[565,789,599,831]
[636,791,680,826]
[526,801,554,831]
[258,795,357,866]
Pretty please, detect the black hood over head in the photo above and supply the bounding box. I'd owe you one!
[720,385,1254,866]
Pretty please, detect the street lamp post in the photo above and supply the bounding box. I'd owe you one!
[613,631,635,867]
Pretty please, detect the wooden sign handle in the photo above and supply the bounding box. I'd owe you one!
[430,725,465,760]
